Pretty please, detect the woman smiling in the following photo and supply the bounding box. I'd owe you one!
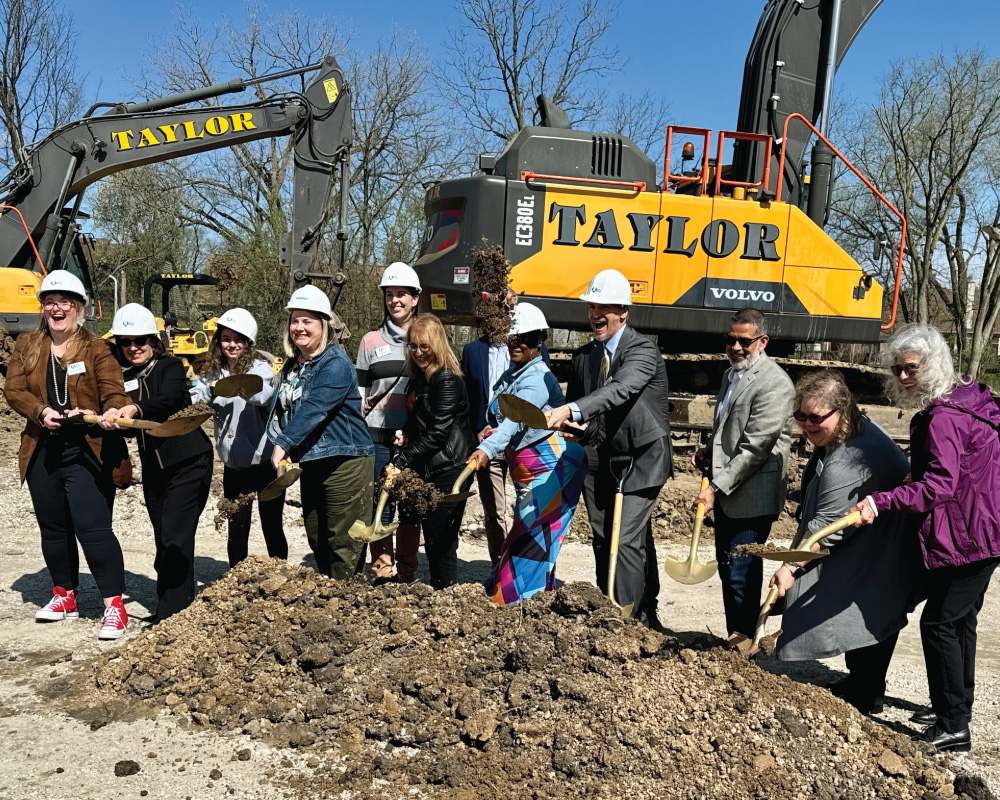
[266,285,374,580]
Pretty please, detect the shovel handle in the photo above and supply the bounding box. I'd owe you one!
[688,477,710,564]
[83,414,156,430]
[799,510,862,553]
[608,491,625,608]
[450,460,477,495]
[752,585,781,646]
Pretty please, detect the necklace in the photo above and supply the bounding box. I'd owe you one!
[50,349,68,408]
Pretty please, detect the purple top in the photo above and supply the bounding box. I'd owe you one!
[871,380,1000,569]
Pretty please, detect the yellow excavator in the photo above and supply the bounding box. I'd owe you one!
[0,56,353,338]
[415,0,897,395]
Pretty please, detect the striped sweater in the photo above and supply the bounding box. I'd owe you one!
[356,319,410,445]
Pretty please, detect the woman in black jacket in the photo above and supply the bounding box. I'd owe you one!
[104,304,213,620]
[392,315,476,589]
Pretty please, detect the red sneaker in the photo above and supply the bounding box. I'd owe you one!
[36,587,79,621]
[98,597,128,640]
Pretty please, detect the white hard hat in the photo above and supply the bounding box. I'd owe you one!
[379,262,421,292]
[110,303,159,337]
[37,270,88,304]
[579,269,632,305]
[217,307,258,344]
[509,302,548,336]
[286,284,332,319]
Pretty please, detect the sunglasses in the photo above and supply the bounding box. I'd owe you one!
[890,363,920,377]
[793,408,838,425]
[117,336,150,348]
[725,333,765,348]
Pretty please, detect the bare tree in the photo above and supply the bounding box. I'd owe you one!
[831,52,1000,326]
[444,0,622,143]
[0,0,83,170]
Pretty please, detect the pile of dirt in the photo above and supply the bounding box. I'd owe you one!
[472,244,512,343]
[82,558,988,800]
[736,543,789,557]
[386,468,445,515]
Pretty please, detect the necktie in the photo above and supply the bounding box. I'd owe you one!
[598,346,610,388]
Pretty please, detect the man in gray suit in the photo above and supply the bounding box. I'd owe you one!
[546,269,672,627]
[693,308,794,636]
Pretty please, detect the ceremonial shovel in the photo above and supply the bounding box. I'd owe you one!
[78,412,211,438]
[258,460,302,501]
[663,477,718,585]
[349,471,399,543]
[214,373,263,399]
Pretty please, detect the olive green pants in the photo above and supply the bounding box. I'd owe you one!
[301,455,373,581]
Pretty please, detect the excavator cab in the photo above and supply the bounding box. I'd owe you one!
[143,272,220,379]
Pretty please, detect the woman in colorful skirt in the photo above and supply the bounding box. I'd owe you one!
[469,303,587,604]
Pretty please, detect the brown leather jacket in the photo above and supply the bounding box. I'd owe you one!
[4,330,132,486]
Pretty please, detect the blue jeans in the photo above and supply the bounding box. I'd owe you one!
[714,505,777,636]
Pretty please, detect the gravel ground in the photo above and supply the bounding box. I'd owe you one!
[0,449,997,798]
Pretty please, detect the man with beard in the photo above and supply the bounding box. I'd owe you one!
[692,309,794,637]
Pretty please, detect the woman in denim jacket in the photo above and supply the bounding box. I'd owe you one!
[469,304,587,604]
[267,285,375,580]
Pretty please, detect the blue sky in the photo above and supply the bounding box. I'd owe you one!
[72,0,997,147]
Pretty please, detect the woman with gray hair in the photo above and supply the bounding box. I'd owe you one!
[769,370,914,714]
[853,323,1000,752]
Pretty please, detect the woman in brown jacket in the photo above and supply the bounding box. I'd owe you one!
[3,271,132,640]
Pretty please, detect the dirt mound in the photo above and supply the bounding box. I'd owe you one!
[81,558,986,800]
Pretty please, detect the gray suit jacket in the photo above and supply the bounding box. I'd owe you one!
[567,325,672,492]
[709,353,794,518]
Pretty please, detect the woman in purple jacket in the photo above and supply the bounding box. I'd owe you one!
[854,324,1000,752]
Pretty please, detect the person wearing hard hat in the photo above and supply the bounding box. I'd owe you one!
[191,308,286,568]
[467,303,587,605]
[265,284,375,580]
[103,303,214,621]
[461,289,550,568]
[4,270,133,639]
[356,263,421,584]
[545,269,673,628]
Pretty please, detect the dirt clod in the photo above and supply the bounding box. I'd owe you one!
[214,494,254,528]
[471,244,512,343]
[736,542,787,557]
[114,760,140,777]
[168,403,213,421]
[77,557,992,800]
[386,468,444,515]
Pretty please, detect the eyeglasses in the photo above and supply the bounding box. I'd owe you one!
[725,333,765,348]
[890,363,921,377]
[42,300,75,310]
[407,343,431,354]
[793,408,838,425]
[117,336,150,348]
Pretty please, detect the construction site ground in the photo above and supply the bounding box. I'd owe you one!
[0,410,998,798]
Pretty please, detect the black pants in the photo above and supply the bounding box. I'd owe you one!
[920,557,1000,732]
[27,436,125,598]
[843,631,900,709]
[223,463,287,567]
[421,465,472,590]
[715,506,778,636]
[142,453,213,619]
[584,468,661,624]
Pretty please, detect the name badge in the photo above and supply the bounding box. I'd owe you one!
[375,345,391,358]
[292,387,303,401]
[124,379,139,392]
[67,361,86,376]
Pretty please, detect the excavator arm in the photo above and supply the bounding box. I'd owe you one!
[733,0,883,217]
[0,55,351,294]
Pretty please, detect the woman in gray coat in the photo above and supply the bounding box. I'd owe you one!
[769,370,915,714]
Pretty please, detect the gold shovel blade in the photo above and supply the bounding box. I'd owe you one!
[215,373,264,399]
[349,520,399,543]
[147,413,213,438]
[258,466,302,501]
[497,394,548,429]
[663,556,718,585]
[726,628,783,657]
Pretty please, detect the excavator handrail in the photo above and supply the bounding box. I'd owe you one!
[776,113,904,331]
[714,130,772,195]
[0,205,46,274]
[521,171,646,193]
